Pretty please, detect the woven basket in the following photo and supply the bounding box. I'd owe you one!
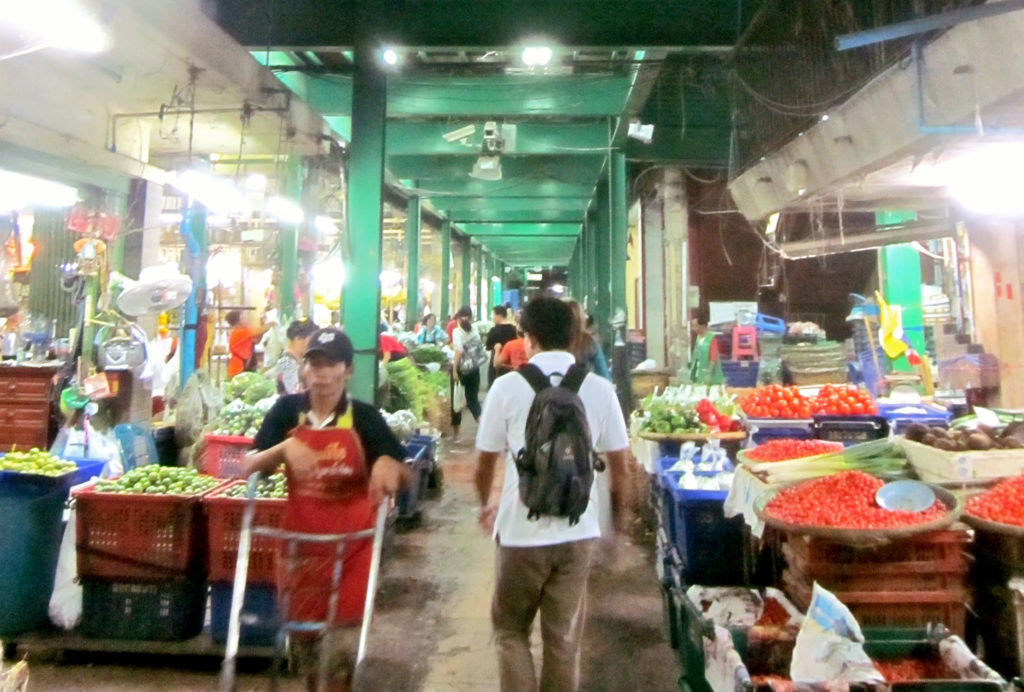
[789,366,848,386]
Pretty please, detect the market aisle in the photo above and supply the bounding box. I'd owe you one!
[26,422,679,691]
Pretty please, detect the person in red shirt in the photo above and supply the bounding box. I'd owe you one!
[445,315,457,343]
[379,333,408,363]
[493,328,528,375]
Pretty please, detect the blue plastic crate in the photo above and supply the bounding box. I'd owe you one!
[720,360,759,388]
[396,455,430,517]
[0,455,103,492]
[667,483,745,587]
[209,581,279,646]
[876,402,951,435]
[745,418,814,446]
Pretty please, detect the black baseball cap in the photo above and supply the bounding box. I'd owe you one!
[304,327,354,365]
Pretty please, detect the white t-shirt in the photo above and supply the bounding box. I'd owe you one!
[475,350,630,547]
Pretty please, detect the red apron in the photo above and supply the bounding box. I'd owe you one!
[278,406,374,629]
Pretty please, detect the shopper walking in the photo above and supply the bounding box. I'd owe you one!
[474,296,631,692]
[485,305,518,384]
[566,301,611,380]
[247,327,410,692]
[451,306,486,440]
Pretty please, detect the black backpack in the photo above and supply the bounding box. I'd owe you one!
[514,363,605,525]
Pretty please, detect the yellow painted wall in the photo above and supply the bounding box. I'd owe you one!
[626,202,642,329]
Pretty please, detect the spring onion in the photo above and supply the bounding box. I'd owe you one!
[743,438,907,484]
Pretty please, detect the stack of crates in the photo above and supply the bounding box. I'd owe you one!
[781,529,971,637]
[74,478,226,640]
[203,480,287,646]
[971,523,1024,679]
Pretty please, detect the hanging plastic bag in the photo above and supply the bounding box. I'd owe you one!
[48,505,81,630]
[452,381,467,412]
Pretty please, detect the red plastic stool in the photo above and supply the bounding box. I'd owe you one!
[732,326,759,360]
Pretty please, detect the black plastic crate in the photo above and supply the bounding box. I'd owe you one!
[81,576,207,641]
[812,415,888,446]
[209,581,279,647]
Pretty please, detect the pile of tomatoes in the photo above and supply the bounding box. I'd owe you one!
[965,476,1024,527]
[739,383,878,419]
[812,383,878,416]
[763,471,946,529]
[873,657,954,682]
[744,439,843,462]
[739,385,812,419]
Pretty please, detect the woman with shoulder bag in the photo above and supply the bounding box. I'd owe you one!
[450,306,485,439]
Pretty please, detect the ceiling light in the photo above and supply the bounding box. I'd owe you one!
[314,215,339,235]
[470,156,502,181]
[159,212,183,225]
[167,170,248,216]
[382,48,399,66]
[2,0,108,55]
[765,212,780,236]
[265,196,304,224]
[0,169,78,210]
[442,124,476,143]
[821,114,830,122]
[245,173,267,192]
[522,46,553,67]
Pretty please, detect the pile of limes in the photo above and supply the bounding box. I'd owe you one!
[224,473,287,499]
[94,466,222,495]
[1,448,77,476]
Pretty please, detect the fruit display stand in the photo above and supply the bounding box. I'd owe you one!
[897,437,1024,484]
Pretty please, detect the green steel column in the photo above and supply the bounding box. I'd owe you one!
[594,178,613,352]
[344,44,387,402]
[476,245,484,318]
[440,217,451,321]
[461,237,472,310]
[405,194,421,328]
[877,210,925,373]
[610,152,628,327]
[279,155,303,321]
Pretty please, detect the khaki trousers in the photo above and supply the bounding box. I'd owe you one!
[491,538,597,692]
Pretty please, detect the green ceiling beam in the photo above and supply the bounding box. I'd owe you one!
[214,0,744,49]
[414,178,595,198]
[385,121,609,156]
[449,208,585,223]
[388,74,633,117]
[386,153,605,182]
[461,223,580,237]
[624,124,731,164]
[440,197,590,213]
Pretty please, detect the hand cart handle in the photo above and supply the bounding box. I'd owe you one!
[218,472,263,692]
[357,500,389,665]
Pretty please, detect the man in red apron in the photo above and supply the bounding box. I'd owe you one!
[247,327,409,691]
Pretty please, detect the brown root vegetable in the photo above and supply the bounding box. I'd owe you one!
[921,433,937,447]
[931,427,951,438]
[1003,437,1024,449]
[904,424,930,443]
[967,433,995,451]
[933,438,957,451]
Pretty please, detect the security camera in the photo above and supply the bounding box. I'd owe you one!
[482,121,504,155]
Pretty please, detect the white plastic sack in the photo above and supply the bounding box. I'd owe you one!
[452,382,467,412]
[48,506,81,630]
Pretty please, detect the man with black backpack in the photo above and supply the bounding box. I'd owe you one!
[474,296,631,692]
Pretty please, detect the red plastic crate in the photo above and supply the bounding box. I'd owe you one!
[202,434,254,478]
[203,481,286,584]
[74,480,228,581]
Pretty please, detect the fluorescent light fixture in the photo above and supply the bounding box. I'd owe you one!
[442,124,476,142]
[940,145,1024,216]
[522,45,553,67]
[159,212,183,225]
[765,212,780,236]
[265,196,304,224]
[379,269,401,288]
[209,153,221,162]
[313,254,346,295]
[821,114,830,122]
[245,173,267,192]
[0,169,77,210]
[382,48,399,66]
[314,215,339,235]
[2,0,108,55]
[470,156,502,181]
[167,170,248,216]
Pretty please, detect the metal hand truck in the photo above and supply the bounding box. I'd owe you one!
[218,473,390,692]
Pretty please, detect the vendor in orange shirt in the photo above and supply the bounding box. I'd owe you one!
[225,309,273,379]
[493,326,528,375]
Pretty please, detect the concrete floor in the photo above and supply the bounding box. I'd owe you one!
[21,424,680,691]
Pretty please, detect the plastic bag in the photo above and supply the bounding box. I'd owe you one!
[48,506,81,629]
[452,382,467,412]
